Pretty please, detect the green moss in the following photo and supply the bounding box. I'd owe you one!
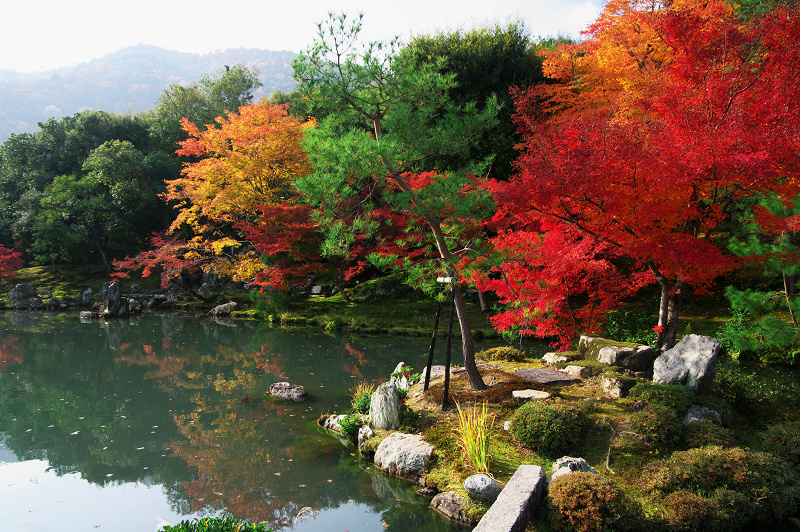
[580,337,642,361]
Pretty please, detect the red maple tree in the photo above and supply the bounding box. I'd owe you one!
[476,0,800,348]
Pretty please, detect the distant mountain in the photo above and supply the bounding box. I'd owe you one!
[0,45,297,141]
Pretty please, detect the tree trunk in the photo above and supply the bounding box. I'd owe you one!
[387,167,487,390]
[88,229,112,274]
[649,261,682,350]
[477,289,489,312]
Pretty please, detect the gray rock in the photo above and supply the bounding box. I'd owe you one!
[653,334,720,393]
[26,297,44,310]
[683,404,722,426]
[374,432,434,481]
[369,381,401,430]
[8,284,37,301]
[320,414,346,432]
[473,465,546,532]
[430,491,473,526]
[390,362,412,391]
[129,283,141,294]
[549,456,598,486]
[542,352,569,364]
[82,288,92,305]
[357,425,374,447]
[563,365,592,378]
[601,375,637,398]
[464,474,504,505]
[512,389,550,402]
[421,365,452,381]
[597,345,658,372]
[39,289,52,299]
[208,301,237,316]
[103,281,129,318]
[269,382,309,402]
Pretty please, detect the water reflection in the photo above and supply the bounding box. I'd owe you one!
[0,312,467,531]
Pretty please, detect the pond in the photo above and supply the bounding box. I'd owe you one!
[0,312,481,532]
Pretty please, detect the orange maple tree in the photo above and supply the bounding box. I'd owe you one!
[476,0,800,348]
[115,101,313,287]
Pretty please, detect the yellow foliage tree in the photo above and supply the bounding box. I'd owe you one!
[162,101,313,281]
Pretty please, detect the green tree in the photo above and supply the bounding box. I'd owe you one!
[721,193,800,363]
[402,23,562,178]
[151,65,262,152]
[292,13,500,390]
[16,141,163,271]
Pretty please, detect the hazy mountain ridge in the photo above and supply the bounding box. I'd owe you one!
[0,44,298,140]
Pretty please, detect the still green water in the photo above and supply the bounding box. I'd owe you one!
[0,312,472,532]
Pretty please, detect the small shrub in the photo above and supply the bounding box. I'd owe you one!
[162,516,271,532]
[630,403,683,451]
[397,388,408,401]
[661,490,724,532]
[478,346,526,362]
[642,446,800,530]
[350,382,375,414]
[510,399,590,456]
[455,401,495,473]
[683,422,737,449]
[763,422,800,472]
[324,316,344,331]
[628,382,694,416]
[339,413,361,438]
[549,472,639,532]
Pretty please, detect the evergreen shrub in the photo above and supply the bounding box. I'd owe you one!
[628,382,694,416]
[683,422,737,449]
[548,472,639,532]
[642,446,800,531]
[510,399,590,455]
[763,422,800,472]
[630,403,683,451]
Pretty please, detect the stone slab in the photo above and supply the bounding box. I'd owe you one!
[514,368,580,387]
[473,464,546,532]
[511,389,550,401]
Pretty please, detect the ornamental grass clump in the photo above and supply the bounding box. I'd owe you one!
[455,401,495,473]
[350,382,375,414]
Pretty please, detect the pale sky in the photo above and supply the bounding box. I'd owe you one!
[1,0,602,73]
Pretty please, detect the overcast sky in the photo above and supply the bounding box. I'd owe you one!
[2,0,602,73]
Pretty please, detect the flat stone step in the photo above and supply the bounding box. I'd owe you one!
[511,389,550,401]
[472,464,546,532]
[514,368,580,387]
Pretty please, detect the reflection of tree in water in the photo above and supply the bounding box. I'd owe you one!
[0,335,23,371]
[0,313,453,530]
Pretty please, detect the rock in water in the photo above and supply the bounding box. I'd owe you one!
[374,432,434,481]
[269,382,309,402]
[369,381,400,430]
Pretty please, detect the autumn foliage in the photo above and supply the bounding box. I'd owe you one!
[0,244,23,288]
[476,0,800,348]
[114,101,313,287]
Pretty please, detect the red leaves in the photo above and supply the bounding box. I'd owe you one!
[0,244,24,287]
[482,0,800,346]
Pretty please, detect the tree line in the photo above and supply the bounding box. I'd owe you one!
[2,1,800,384]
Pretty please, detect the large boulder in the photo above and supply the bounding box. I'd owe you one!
[464,474,504,505]
[597,345,659,373]
[269,382,309,402]
[374,432,434,481]
[653,334,720,393]
[8,284,37,301]
[369,381,401,430]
